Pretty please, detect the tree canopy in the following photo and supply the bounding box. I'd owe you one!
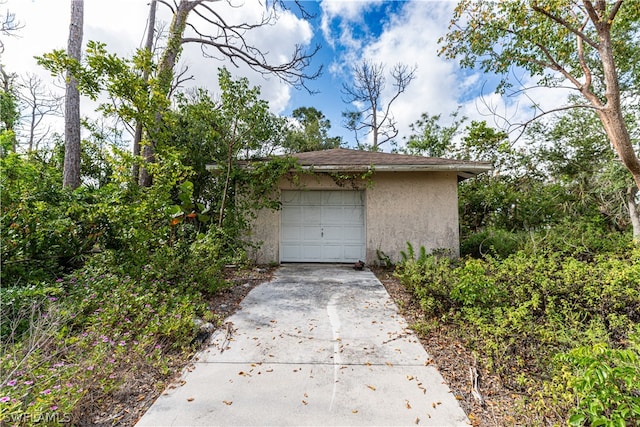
[440,0,640,193]
[283,107,342,153]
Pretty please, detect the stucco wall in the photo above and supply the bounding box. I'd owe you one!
[248,171,460,264]
[365,171,460,263]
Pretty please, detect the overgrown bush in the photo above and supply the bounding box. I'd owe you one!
[0,266,208,425]
[0,149,77,284]
[553,331,640,427]
[395,238,640,424]
[460,228,523,258]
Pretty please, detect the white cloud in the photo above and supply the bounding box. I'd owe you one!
[2,0,312,143]
[325,0,572,150]
[336,1,462,147]
[320,0,383,47]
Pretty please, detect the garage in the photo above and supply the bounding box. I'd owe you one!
[280,190,365,263]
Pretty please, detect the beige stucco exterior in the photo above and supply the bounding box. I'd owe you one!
[247,170,460,265]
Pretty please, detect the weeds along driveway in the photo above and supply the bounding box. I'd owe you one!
[136,264,469,426]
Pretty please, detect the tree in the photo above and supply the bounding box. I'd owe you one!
[402,109,466,157]
[132,0,157,183]
[284,107,341,153]
[440,0,640,199]
[213,68,279,227]
[0,2,22,54]
[63,0,83,189]
[529,106,639,237]
[167,79,291,235]
[460,121,511,166]
[136,0,321,186]
[0,65,18,151]
[18,74,63,152]
[342,60,415,151]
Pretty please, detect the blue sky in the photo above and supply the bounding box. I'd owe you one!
[3,0,564,150]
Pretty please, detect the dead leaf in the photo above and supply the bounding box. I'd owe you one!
[136,394,145,402]
[367,385,376,391]
[352,410,358,414]
[414,417,420,425]
[385,361,393,367]
[187,397,194,402]
[223,400,233,405]
[302,400,308,405]
[405,400,411,409]
[406,375,414,381]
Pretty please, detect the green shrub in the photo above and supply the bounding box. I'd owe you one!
[0,266,207,425]
[554,329,640,427]
[450,258,505,309]
[460,228,523,258]
[0,283,64,341]
[396,243,455,314]
[521,217,632,260]
[394,236,639,423]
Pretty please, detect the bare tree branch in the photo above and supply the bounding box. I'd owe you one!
[0,3,23,53]
[17,73,63,152]
[341,60,415,150]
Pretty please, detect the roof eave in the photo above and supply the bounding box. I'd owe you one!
[206,162,493,179]
[300,164,492,179]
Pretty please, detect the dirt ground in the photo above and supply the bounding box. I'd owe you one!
[91,265,520,426]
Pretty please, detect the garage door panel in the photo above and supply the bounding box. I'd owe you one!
[281,227,301,241]
[322,207,346,224]
[302,192,323,205]
[343,207,364,224]
[322,225,362,241]
[344,245,365,260]
[280,190,365,263]
[302,226,322,241]
[341,191,364,205]
[321,244,343,261]
[281,207,302,223]
[280,244,302,260]
[303,209,321,223]
[281,192,302,204]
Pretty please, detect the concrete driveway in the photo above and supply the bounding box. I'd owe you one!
[136,264,469,426]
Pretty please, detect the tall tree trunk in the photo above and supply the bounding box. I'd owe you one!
[132,0,157,184]
[63,0,83,189]
[139,0,193,187]
[593,10,640,194]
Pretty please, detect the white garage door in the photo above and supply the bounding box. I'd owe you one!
[280,190,365,263]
